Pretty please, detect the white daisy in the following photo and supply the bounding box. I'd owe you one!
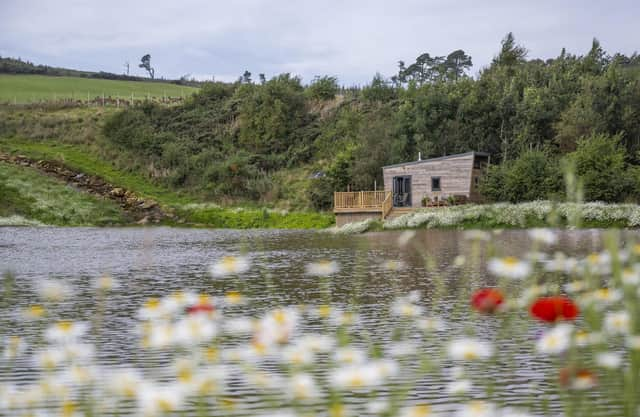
[210,255,250,278]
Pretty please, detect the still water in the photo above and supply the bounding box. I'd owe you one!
[0,227,624,415]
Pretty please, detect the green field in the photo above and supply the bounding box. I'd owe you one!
[0,74,199,103]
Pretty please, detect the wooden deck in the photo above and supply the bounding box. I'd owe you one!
[333,191,393,222]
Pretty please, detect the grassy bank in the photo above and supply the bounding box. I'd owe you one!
[0,162,125,226]
[331,201,640,233]
[0,138,335,228]
[0,74,198,103]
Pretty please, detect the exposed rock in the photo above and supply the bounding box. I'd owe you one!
[110,188,125,197]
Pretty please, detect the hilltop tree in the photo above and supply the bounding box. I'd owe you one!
[139,54,155,79]
[494,32,528,68]
[444,50,473,81]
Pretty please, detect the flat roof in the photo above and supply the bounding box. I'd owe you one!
[382,151,490,169]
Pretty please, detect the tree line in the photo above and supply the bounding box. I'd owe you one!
[100,33,640,209]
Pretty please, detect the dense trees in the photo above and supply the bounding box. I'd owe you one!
[102,34,640,208]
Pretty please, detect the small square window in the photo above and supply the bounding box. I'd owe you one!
[431,177,441,191]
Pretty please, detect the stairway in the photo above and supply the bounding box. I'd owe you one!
[384,207,416,220]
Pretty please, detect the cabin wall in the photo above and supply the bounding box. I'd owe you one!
[383,155,474,206]
[335,212,380,227]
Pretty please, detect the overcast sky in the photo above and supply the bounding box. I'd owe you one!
[1,0,638,84]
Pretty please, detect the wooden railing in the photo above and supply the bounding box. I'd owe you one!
[334,191,391,210]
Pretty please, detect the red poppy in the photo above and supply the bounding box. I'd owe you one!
[471,288,505,314]
[186,303,215,314]
[559,367,597,390]
[530,296,579,322]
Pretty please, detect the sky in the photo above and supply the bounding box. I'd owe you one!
[1,0,638,85]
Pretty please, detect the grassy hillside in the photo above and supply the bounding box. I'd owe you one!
[0,74,199,103]
[0,162,125,225]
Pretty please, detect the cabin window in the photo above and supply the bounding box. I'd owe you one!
[474,176,479,187]
[431,177,441,191]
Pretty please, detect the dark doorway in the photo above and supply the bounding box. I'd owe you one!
[393,176,412,207]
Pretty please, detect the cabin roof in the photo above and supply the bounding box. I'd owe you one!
[382,151,490,169]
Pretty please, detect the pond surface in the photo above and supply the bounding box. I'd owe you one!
[0,227,627,415]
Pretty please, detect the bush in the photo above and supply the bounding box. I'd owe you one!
[565,133,630,202]
[306,76,339,100]
[480,151,562,202]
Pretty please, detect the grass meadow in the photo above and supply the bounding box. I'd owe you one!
[0,74,199,104]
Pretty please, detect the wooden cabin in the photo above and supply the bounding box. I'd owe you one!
[334,151,489,226]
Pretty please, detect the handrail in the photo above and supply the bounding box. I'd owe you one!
[334,191,389,209]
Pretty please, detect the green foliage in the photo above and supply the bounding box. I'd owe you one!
[480,151,562,202]
[306,76,339,100]
[362,73,397,102]
[564,133,633,202]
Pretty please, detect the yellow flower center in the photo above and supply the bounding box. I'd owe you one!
[27,305,45,317]
[502,257,519,268]
[318,305,332,318]
[57,321,73,332]
[145,298,160,310]
[222,256,238,270]
[225,291,242,304]
[157,398,174,412]
[411,404,432,417]
[463,351,478,360]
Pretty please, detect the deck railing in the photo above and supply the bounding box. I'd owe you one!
[334,191,391,210]
[381,192,393,219]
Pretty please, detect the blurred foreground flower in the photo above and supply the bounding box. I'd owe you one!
[488,257,531,279]
[305,260,340,276]
[447,338,492,361]
[471,288,504,314]
[35,278,73,302]
[210,255,250,278]
[530,296,579,323]
[559,367,597,390]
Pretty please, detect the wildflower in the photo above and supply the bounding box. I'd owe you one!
[595,352,622,369]
[528,228,557,245]
[3,336,26,360]
[447,379,472,395]
[559,368,597,390]
[536,324,573,355]
[453,255,466,267]
[141,321,174,349]
[391,298,424,317]
[334,347,367,364]
[305,260,340,276]
[281,345,315,366]
[530,296,579,323]
[388,341,419,357]
[138,298,167,321]
[106,368,144,398]
[210,255,250,278]
[416,316,445,332]
[329,364,384,390]
[455,400,496,417]
[61,364,99,386]
[604,311,630,335]
[294,334,336,353]
[222,317,254,335]
[564,280,587,294]
[44,321,89,344]
[588,288,622,306]
[93,274,119,292]
[581,251,611,275]
[137,382,185,417]
[255,307,299,346]
[173,315,217,346]
[397,230,417,246]
[185,297,215,315]
[21,304,46,320]
[487,257,531,279]
[191,366,228,396]
[33,347,67,370]
[366,400,391,414]
[471,288,504,314]
[244,370,285,390]
[575,330,604,347]
[399,404,433,417]
[224,290,246,305]
[35,278,72,302]
[544,252,578,274]
[622,267,640,286]
[447,338,492,361]
[329,310,359,327]
[287,373,319,401]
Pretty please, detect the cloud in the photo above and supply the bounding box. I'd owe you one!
[1,0,638,84]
